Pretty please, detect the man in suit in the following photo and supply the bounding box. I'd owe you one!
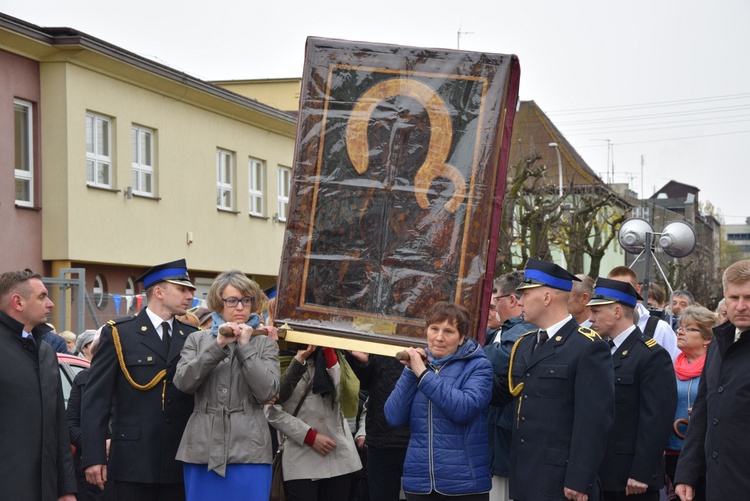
[675,259,750,500]
[587,278,677,501]
[0,270,77,501]
[493,259,615,501]
[82,259,199,501]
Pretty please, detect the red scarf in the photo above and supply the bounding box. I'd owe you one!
[674,352,706,380]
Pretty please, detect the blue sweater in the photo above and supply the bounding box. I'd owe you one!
[666,375,700,451]
[385,337,493,495]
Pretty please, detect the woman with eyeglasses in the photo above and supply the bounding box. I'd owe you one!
[664,305,716,501]
[174,270,280,501]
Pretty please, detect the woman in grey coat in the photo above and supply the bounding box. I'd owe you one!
[265,345,362,501]
[174,270,280,501]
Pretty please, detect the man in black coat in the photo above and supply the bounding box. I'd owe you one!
[0,270,77,501]
[493,259,615,501]
[675,259,750,500]
[587,278,676,501]
[345,352,410,501]
[82,259,199,501]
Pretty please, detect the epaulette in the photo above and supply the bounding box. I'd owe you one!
[107,315,137,326]
[519,329,537,342]
[577,326,601,341]
[641,334,658,349]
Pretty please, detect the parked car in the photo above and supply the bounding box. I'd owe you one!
[58,352,90,408]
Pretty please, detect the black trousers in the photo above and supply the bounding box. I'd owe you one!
[406,492,489,501]
[113,481,185,501]
[285,473,357,501]
[367,446,407,501]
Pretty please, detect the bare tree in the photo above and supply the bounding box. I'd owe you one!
[496,153,565,274]
[496,154,627,279]
[551,185,627,279]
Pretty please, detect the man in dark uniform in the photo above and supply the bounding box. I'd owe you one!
[82,259,199,501]
[484,270,536,501]
[493,259,615,501]
[587,278,677,501]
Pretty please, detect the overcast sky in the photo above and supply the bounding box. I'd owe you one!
[4,0,749,224]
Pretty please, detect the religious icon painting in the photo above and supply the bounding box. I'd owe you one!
[276,37,520,347]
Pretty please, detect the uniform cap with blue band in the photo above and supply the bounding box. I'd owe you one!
[516,258,581,292]
[587,277,642,307]
[135,258,195,290]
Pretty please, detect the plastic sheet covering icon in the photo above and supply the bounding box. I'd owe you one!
[276,37,520,351]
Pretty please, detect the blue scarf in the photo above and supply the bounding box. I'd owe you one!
[209,312,261,336]
[426,347,459,366]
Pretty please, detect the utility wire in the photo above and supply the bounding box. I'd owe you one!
[547,93,750,115]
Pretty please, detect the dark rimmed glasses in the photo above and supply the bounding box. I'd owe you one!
[222,296,255,308]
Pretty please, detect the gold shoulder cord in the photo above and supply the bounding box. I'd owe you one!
[109,320,168,409]
[507,331,534,429]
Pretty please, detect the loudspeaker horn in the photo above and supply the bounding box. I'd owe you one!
[659,221,696,258]
[618,218,654,254]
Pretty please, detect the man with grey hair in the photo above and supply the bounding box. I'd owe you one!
[675,259,750,500]
[715,298,728,324]
[568,274,594,327]
[485,270,536,501]
[0,270,77,501]
[671,290,695,331]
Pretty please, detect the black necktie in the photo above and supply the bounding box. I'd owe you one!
[162,322,171,351]
[534,330,548,353]
[607,338,615,350]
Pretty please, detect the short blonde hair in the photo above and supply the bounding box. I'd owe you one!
[60,330,77,344]
[679,305,716,341]
[723,259,750,290]
[206,270,261,313]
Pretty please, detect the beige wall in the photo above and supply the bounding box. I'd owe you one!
[213,79,301,112]
[40,62,295,277]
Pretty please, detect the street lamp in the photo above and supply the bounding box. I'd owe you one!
[618,218,696,322]
[549,142,566,267]
[548,142,563,197]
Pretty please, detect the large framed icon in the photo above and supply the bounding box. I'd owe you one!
[276,37,520,354]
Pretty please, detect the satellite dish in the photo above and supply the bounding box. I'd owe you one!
[618,218,654,254]
[659,221,696,258]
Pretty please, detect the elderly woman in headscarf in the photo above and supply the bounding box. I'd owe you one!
[174,270,280,501]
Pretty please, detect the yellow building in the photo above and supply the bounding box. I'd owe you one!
[1,13,296,328]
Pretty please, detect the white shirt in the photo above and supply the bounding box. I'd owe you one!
[538,314,574,343]
[636,303,679,360]
[145,307,173,341]
[609,325,637,354]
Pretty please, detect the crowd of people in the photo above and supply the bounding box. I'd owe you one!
[2,255,749,501]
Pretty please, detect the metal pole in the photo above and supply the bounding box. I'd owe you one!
[641,232,653,303]
[549,142,563,197]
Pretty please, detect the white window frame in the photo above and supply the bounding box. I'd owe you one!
[14,99,34,207]
[248,157,265,216]
[216,149,234,210]
[86,112,112,188]
[131,125,155,196]
[277,165,292,222]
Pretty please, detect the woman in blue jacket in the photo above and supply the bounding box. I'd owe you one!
[385,301,493,501]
